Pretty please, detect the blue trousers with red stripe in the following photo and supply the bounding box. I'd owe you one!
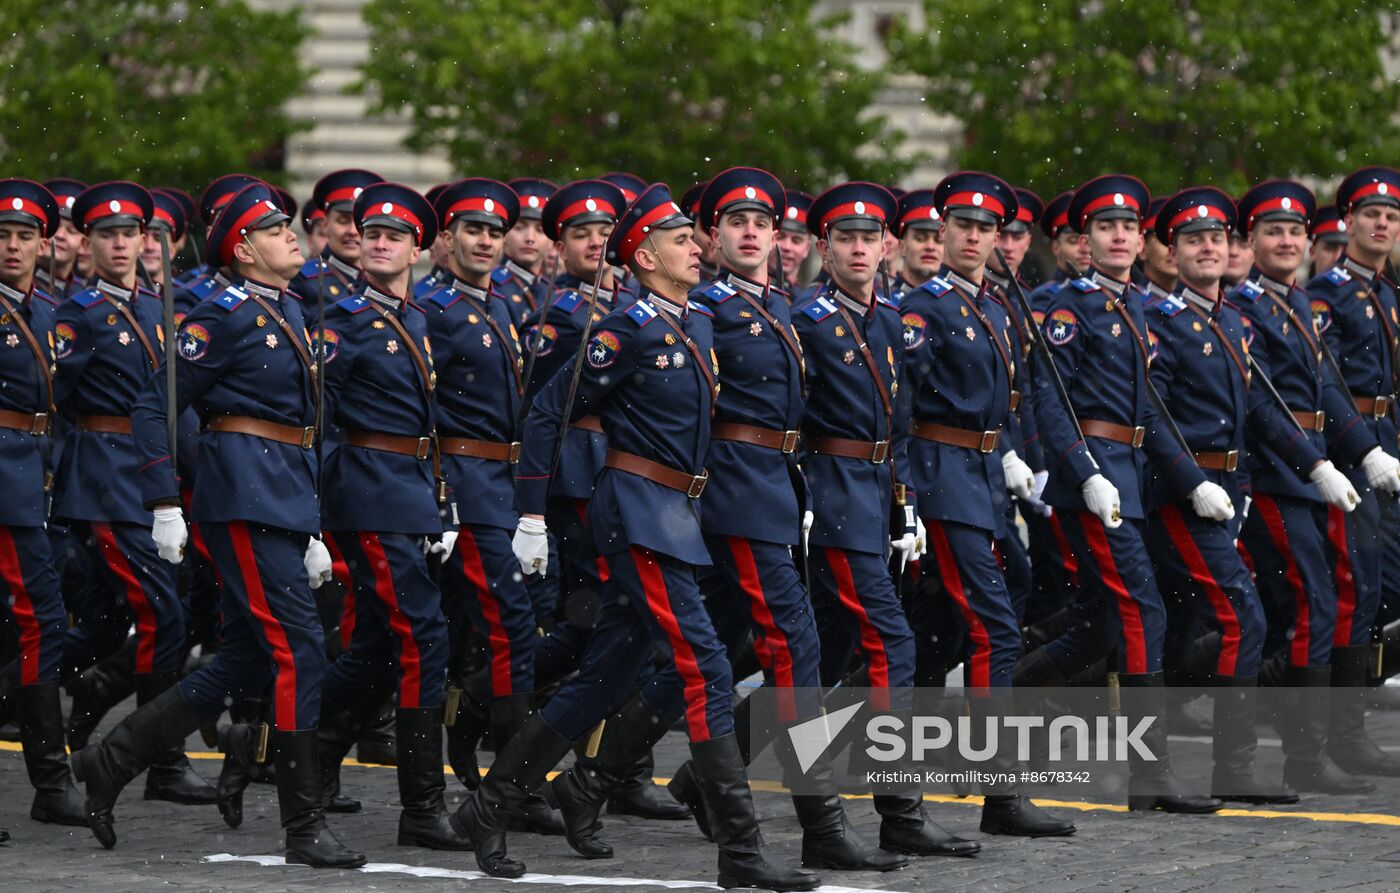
[322,531,450,712]
[809,546,915,690]
[61,520,185,677]
[997,503,1034,624]
[541,545,733,743]
[440,523,536,697]
[178,522,326,730]
[1023,508,1081,625]
[0,525,66,685]
[1044,511,1167,675]
[1331,477,1386,649]
[1238,494,1337,668]
[924,519,1021,689]
[1145,504,1265,678]
[530,498,610,688]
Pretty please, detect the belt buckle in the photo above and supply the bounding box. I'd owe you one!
[1224,449,1239,472]
[1313,410,1326,431]
[978,430,999,453]
[780,430,799,453]
[30,413,48,436]
[508,441,521,464]
[416,437,432,460]
[1376,397,1391,418]
[687,468,710,498]
[1130,426,1146,448]
[301,426,316,449]
[870,440,890,464]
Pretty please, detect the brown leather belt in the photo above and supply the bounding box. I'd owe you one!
[440,437,520,463]
[571,415,603,433]
[1354,395,1392,418]
[710,422,799,453]
[808,437,890,463]
[1193,449,1239,472]
[0,409,50,435]
[1081,418,1145,448]
[208,415,316,448]
[604,448,709,497]
[344,429,432,459]
[1009,390,1022,412]
[77,414,132,435]
[1291,409,1326,432]
[912,420,1001,453]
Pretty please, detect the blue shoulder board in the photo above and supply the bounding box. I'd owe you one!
[70,288,105,308]
[1070,277,1100,292]
[1235,280,1264,303]
[876,293,899,310]
[491,266,512,285]
[701,281,737,304]
[1150,292,1188,317]
[626,300,659,327]
[212,286,248,312]
[428,285,460,309]
[32,287,57,306]
[802,295,839,321]
[190,276,221,300]
[299,258,326,278]
[553,290,584,313]
[336,294,371,314]
[920,276,953,298]
[688,301,714,318]
[1324,266,1350,286]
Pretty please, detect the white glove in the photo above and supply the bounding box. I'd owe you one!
[304,537,333,589]
[1189,480,1235,522]
[151,506,187,565]
[1360,447,1400,495]
[512,516,549,577]
[1026,469,1053,517]
[1002,450,1035,500]
[1079,473,1122,529]
[1310,460,1359,513]
[424,529,459,560]
[801,510,814,553]
[890,505,923,572]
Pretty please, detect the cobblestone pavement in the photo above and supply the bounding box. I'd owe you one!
[2,696,1399,892]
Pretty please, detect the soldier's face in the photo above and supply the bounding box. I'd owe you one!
[504,218,546,267]
[818,227,881,291]
[774,228,811,280]
[360,225,420,281]
[1142,233,1177,281]
[139,227,174,279]
[0,222,42,289]
[1345,204,1400,261]
[429,230,452,267]
[325,208,360,262]
[714,209,774,279]
[636,226,701,290]
[1248,220,1307,282]
[50,218,80,266]
[900,227,943,283]
[1085,218,1143,278]
[559,222,612,280]
[1311,239,1345,273]
[241,222,305,281]
[941,215,997,278]
[305,220,328,258]
[1171,229,1227,287]
[1051,229,1088,272]
[87,225,141,280]
[995,228,1031,275]
[1225,232,1253,282]
[450,220,504,281]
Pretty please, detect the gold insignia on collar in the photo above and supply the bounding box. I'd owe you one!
[1104,300,1114,312]
[1192,320,1203,331]
[468,314,479,324]
[329,286,340,296]
[256,314,268,327]
[372,319,386,329]
[512,294,522,303]
[960,305,969,317]
[834,325,846,337]
[664,333,677,345]
[106,313,117,326]
[738,310,753,319]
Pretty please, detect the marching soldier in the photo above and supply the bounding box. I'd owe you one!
[412,183,453,302]
[78,181,365,868]
[302,200,328,261]
[139,189,189,289]
[1229,180,1375,794]
[1309,206,1349,277]
[287,168,385,305]
[54,182,214,806]
[778,189,816,297]
[311,182,472,850]
[1027,191,1085,311]
[1224,210,1254,288]
[493,177,558,328]
[0,179,86,830]
[172,174,263,318]
[1138,198,1177,302]
[890,188,942,302]
[37,178,86,297]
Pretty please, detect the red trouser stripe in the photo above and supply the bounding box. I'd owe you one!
[824,547,890,689]
[574,499,611,584]
[322,534,356,650]
[1048,511,1080,581]
[1328,505,1357,646]
[92,522,159,674]
[1254,495,1312,667]
[727,537,793,689]
[927,520,991,688]
[1078,511,1148,674]
[1157,505,1241,676]
[457,527,514,697]
[633,546,711,741]
[229,521,298,729]
[359,533,423,709]
[0,528,41,686]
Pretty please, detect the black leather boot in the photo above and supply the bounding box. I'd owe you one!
[874,776,980,855]
[65,636,136,751]
[17,682,86,826]
[606,748,692,819]
[494,693,564,835]
[690,734,820,891]
[450,712,574,877]
[445,671,490,789]
[274,729,367,868]
[317,702,376,813]
[395,707,472,850]
[1119,671,1222,813]
[216,721,261,829]
[1209,676,1297,804]
[972,692,1076,837]
[1278,665,1373,794]
[135,672,217,805]
[1328,644,1400,776]
[667,688,763,843]
[356,696,398,766]
[70,684,204,848]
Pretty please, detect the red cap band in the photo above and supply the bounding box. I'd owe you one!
[942,190,1005,220]
[1167,204,1228,240]
[444,196,507,226]
[619,202,684,263]
[712,186,776,222]
[1345,180,1396,211]
[1244,196,1306,231]
[219,199,281,266]
[819,200,888,234]
[1,197,49,229]
[1079,191,1142,227]
[83,199,145,226]
[364,201,423,235]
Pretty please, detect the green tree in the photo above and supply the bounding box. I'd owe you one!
[359,0,912,188]
[0,0,309,189]
[891,1,1400,197]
